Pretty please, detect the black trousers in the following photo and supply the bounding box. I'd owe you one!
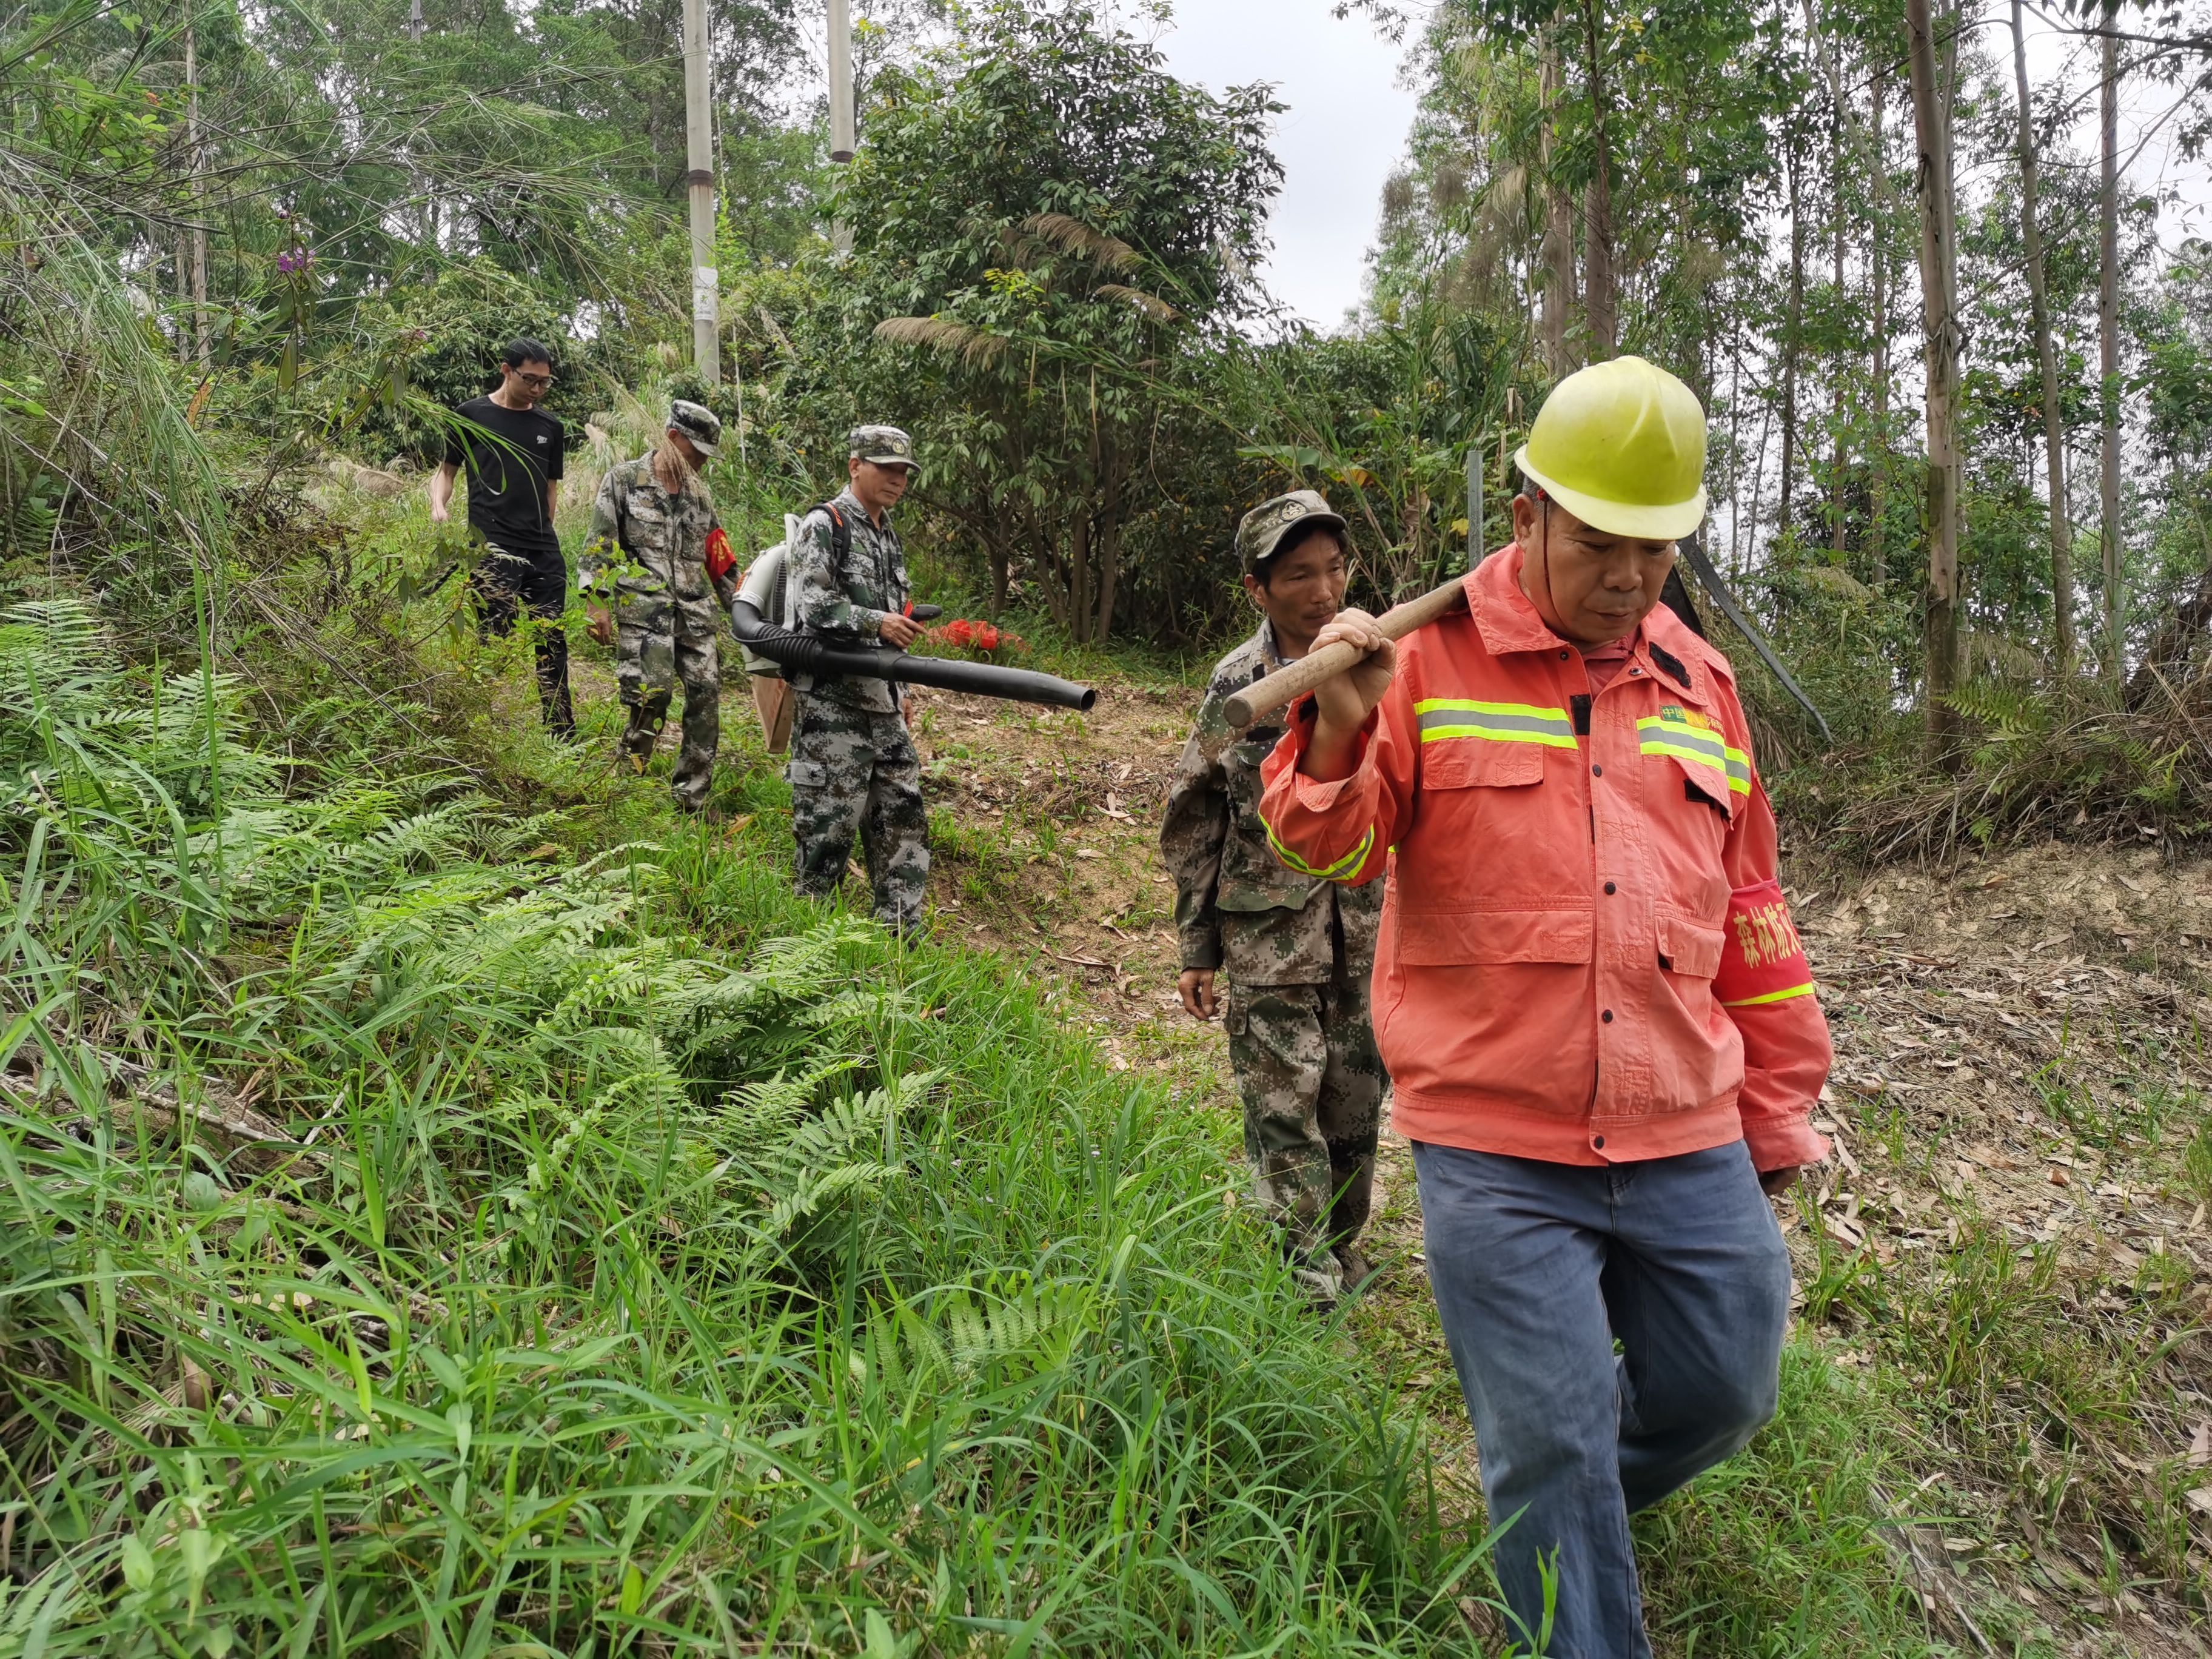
[469,542,575,740]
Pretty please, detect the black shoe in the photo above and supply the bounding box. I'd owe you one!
[1334,1243,1379,1300]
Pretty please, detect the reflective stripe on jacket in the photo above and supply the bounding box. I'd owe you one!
[1256,545,1832,1171]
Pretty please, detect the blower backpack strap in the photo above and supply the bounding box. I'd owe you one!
[810,500,853,572]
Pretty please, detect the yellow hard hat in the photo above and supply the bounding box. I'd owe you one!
[1513,355,1708,541]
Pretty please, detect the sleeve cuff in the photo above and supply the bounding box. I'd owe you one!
[1178,933,1222,972]
[1285,695,1379,803]
[1741,1115,1831,1173]
[1293,766,1365,813]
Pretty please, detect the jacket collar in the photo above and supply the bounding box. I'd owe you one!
[1255,616,1292,673]
[1466,544,1709,704]
[834,486,890,534]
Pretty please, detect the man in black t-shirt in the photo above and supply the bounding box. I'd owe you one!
[431,338,576,739]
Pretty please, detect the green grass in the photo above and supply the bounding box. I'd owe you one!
[1634,1347,1951,1659]
[0,598,1512,1656]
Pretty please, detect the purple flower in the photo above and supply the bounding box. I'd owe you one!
[276,248,311,274]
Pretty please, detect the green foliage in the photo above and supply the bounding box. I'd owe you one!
[1230,300,1533,606]
[0,594,1486,1652]
[343,264,631,465]
[765,1,1283,644]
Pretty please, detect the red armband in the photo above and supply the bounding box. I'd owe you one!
[705,526,736,581]
[1714,879,1816,1008]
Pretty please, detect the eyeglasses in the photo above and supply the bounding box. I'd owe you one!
[512,370,554,388]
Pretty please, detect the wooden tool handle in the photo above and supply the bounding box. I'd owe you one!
[1224,576,1470,729]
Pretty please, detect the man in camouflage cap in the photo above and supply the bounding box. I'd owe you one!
[1160,489,1387,1308]
[580,399,739,811]
[783,424,930,934]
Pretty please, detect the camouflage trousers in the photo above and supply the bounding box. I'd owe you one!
[615,590,720,812]
[1225,968,1387,1300]
[786,695,929,934]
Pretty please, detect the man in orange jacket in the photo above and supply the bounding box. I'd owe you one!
[1257,356,1830,1658]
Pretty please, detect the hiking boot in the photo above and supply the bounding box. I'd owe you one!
[1292,1255,1346,1313]
[1334,1243,1379,1301]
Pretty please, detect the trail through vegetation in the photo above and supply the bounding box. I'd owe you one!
[12,0,2212,1644]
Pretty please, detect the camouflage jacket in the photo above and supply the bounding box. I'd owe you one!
[789,487,908,713]
[1160,620,1382,987]
[580,454,734,615]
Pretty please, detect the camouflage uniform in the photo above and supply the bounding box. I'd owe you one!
[581,406,735,812]
[1162,609,1387,1303]
[786,427,928,934]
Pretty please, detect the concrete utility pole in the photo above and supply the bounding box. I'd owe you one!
[828,0,855,162]
[828,0,854,255]
[682,0,719,381]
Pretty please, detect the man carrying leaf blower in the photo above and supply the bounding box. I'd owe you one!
[580,400,739,813]
[1255,357,1832,1658]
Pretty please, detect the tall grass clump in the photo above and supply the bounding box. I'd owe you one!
[0,597,1492,1654]
[0,210,231,645]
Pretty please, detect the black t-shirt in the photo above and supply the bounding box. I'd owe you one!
[444,395,565,561]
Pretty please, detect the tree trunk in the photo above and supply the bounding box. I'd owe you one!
[2011,0,2076,674]
[1828,18,1848,563]
[2099,12,2124,683]
[1780,135,1803,532]
[1025,499,1068,632]
[1581,0,1617,358]
[1092,443,1122,641]
[1729,313,1745,571]
[1906,0,1963,765]
[173,226,190,365]
[1540,27,1576,373]
[184,21,210,372]
[1068,506,1091,643]
[1870,64,1890,575]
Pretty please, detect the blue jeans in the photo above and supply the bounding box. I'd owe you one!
[1412,1140,1791,1658]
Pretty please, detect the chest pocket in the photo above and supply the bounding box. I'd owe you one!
[1636,710,1744,818]
[843,533,894,609]
[1415,699,1576,791]
[1422,739,1541,790]
[1397,701,1585,965]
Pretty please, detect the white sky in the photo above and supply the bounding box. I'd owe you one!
[1150,0,1419,330]
[810,5,2209,343]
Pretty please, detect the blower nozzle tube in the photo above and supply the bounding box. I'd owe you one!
[729,600,1097,712]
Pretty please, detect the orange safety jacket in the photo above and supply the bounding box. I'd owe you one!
[1256,545,1832,1171]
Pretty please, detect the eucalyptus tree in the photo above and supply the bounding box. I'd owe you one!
[1905,0,1963,759]
[2010,0,2079,671]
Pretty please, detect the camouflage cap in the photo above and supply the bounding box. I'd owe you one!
[1237,489,1347,575]
[849,424,920,476]
[669,399,721,457]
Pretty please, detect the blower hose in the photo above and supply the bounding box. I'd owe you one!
[729,599,1097,712]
